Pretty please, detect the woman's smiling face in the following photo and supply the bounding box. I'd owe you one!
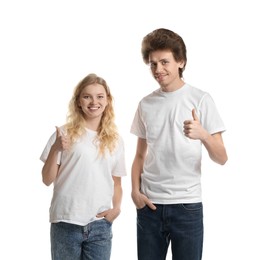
[78,83,108,120]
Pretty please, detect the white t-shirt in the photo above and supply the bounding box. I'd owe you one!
[40,128,126,225]
[130,84,226,204]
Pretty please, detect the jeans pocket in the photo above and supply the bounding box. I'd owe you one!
[181,202,203,211]
[136,204,149,212]
[103,218,113,225]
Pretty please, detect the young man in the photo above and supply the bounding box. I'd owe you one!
[130,28,228,260]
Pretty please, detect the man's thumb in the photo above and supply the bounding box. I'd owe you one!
[192,109,199,121]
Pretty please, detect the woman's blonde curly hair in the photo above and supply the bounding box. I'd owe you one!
[65,73,119,156]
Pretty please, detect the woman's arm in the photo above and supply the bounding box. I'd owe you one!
[42,145,60,186]
[96,176,123,222]
[42,127,69,186]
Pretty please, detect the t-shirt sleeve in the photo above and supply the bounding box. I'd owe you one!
[112,137,127,177]
[130,102,146,139]
[199,93,226,135]
[39,131,62,165]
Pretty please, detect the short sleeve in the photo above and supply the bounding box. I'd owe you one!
[198,93,226,135]
[40,130,62,165]
[112,137,127,177]
[130,102,146,139]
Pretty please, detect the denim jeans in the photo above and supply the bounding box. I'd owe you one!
[50,219,112,260]
[137,203,203,260]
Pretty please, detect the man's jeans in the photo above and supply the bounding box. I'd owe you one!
[137,203,203,260]
[51,219,112,260]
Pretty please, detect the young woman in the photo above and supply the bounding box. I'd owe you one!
[40,73,126,260]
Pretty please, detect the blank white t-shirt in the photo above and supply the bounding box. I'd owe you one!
[130,84,225,204]
[40,128,126,225]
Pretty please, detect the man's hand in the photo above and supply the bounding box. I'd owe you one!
[183,109,209,141]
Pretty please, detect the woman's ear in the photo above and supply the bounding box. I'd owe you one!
[77,99,81,108]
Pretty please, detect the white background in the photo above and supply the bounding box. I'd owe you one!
[1,0,262,259]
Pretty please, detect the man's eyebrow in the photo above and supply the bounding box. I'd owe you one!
[149,58,168,64]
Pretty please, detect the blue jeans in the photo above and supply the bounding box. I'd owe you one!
[50,219,112,260]
[137,203,203,260]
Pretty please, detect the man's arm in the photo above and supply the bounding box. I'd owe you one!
[131,138,156,210]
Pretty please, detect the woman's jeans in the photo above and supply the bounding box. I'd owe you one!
[50,219,112,260]
[137,203,203,260]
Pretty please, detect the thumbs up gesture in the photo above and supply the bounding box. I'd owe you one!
[53,126,70,151]
[183,109,208,141]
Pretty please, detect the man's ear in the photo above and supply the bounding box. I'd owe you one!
[179,61,185,68]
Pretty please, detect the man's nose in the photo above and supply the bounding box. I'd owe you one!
[155,63,163,73]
